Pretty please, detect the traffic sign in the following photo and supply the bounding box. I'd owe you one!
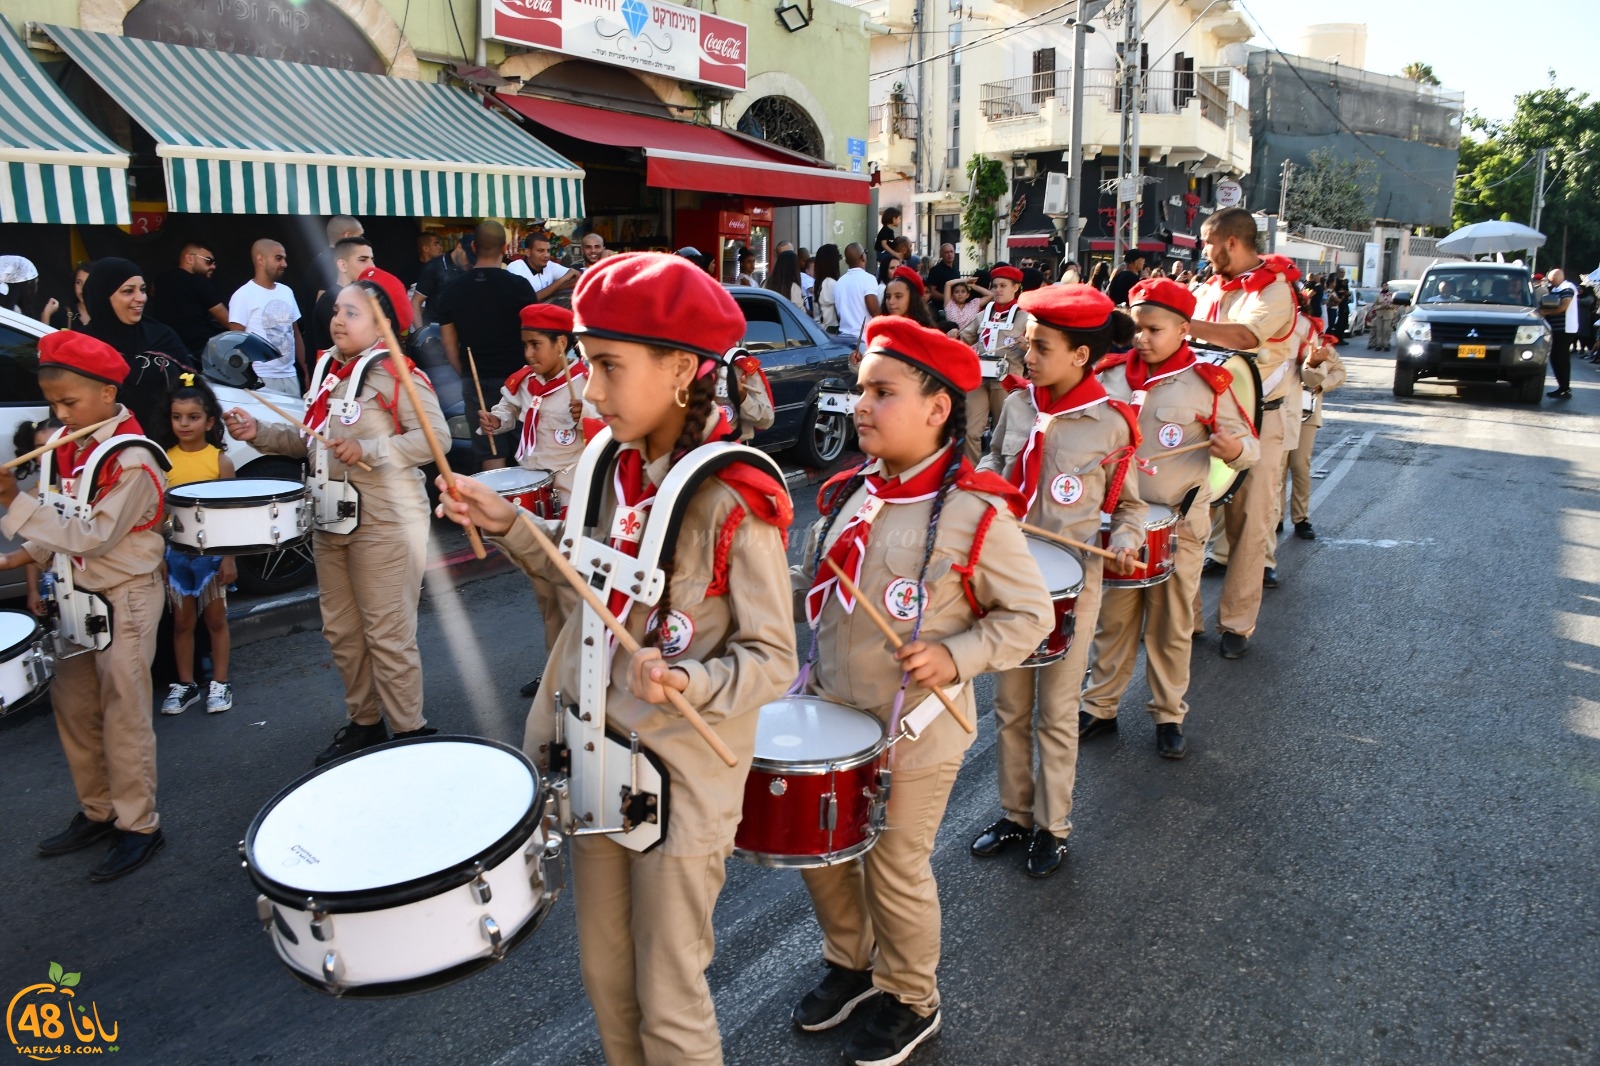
[847,137,866,159]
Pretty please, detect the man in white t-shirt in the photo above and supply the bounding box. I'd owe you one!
[228,239,306,395]
[1544,266,1579,399]
[833,242,883,356]
[505,235,576,302]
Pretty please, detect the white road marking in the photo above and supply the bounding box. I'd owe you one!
[1316,538,1438,548]
[1276,430,1376,549]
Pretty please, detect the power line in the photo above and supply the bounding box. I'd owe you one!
[869,1,1078,82]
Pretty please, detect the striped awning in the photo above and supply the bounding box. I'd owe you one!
[0,17,130,224]
[44,25,584,219]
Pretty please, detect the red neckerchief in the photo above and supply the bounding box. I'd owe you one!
[605,407,738,630]
[510,363,588,462]
[805,446,956,625]
[56,409,142,483]
[1124,343,1198,411]
[303,355,361,437]
[1008,374,1109,513]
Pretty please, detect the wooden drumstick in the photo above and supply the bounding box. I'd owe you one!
[1019,522,1125,563]
[465,347,497,457]
[514,511,738,767]
[824,558,975,735]
[562,358,586,443]
[244,390,375,472]
[4,415,119,471]
[1141,438,1216,462]
[364,291,487,560]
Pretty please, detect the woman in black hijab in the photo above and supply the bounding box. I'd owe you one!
[80,257,194,430]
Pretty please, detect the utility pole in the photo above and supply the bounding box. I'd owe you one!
[1113,0,1142,268]
[913,0,925,254]
[1064,0,1110,271]
[1275,157,1294,252]
[1529,146,1548,272]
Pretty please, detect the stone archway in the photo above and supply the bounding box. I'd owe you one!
[729,72,837,163]
[80,0,419,78]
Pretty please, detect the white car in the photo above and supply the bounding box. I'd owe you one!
[0,305,314,598]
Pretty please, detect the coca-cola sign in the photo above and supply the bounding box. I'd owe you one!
[488,0,747,91]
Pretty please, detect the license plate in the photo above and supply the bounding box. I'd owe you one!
[1458,344,1487,359]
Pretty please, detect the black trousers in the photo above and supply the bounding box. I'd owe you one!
[1551,332,1573,391]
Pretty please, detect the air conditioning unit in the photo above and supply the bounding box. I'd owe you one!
[1043,171,1068,215]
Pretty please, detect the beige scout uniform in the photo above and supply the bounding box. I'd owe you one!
[976,390,1145,834]
[1286,346,1346,526]
[253,346,449,732]
[2,409,166,834]
[791,447,1053,1016]
[960,302,1030,466]
[493,442,797,1066]
[487,363,596,651]
[733,364,776,444]
[1085,355,1258,727]
[1192,272,1297,638]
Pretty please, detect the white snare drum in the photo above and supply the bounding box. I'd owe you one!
[471,467,558,520]
[166,478,311,555]
[1022,537,1085,667]
[243,736,564,996]
[0,609,52,715]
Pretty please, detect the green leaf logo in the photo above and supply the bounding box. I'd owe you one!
[48,961,63,983]
[60,972,81,987]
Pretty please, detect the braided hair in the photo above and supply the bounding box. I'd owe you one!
[643,361,719,650]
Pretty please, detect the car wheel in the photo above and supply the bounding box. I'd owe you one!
[232,457,318,596]
[1392,362,1415,398]
[797,397,850,469]
[1516,374,1544,404]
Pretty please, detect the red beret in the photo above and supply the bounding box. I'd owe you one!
[1128,277,1196,321]
[864,315,980,394]
[357,267,414,333]
[573,252,743,361]
[39,330,127,385]
[891,265,926,297]
[1019,283,1114,333]
[520,303,574,334]
[989,265,1024,284]
[1321,333,1342,346]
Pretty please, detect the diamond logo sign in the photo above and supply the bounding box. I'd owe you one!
[622,0,648,37]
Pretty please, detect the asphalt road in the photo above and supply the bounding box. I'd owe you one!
[3,351,1598,1065]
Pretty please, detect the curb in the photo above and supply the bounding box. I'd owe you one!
[227,454,862,649]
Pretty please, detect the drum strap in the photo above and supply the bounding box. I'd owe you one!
[898,683,967,742]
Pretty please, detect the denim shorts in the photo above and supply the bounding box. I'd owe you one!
[165,546,223,598]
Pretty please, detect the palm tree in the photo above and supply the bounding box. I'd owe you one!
[1401,62,1441,86]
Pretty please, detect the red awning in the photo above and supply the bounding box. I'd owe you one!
[1089,239,1170,252]
[496,94,871,206]
[1007,232,1053,248]
[1171,232,1199,248]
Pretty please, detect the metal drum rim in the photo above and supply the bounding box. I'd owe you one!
[0,609,45,661]
[166,477,308,509]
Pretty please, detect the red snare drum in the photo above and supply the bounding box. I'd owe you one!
[1102,504,1180,589]
[734,697,888,868]
[1022,536,1085,667]
[471,468,557,520]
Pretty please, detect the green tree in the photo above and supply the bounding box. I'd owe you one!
[961,155,1010,259]
[1401,62,1440,86]
[1454,87,1600,270]
[1285,148,1377,232]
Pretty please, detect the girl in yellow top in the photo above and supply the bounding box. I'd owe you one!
[159,376,236,715]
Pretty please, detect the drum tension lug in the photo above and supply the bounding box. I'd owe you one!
[470,862,493,905]
[818,791,839,831]
[308,898,332,942]
[481,915,504,958]
[255,894,272,929]
[321,951,342,992]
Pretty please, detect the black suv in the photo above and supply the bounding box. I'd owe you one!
[1392,263,1551,403]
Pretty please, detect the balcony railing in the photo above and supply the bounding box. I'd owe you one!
[868,100,919,140]
[980,67,1232,127]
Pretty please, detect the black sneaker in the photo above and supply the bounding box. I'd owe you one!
[38,812,117,857]
[314,721,390,766]
[1294,520,1316,541]
[841,997,942,1066]
[519,675,543,699]
[969,817,1029,858]
[1549,388,1573,399]
[792,963,880,1032]
[1078,711,1119,741]
[1025,827,1068,878]
[392,726,439,741]
[160,682,201,716]
[88,829,164,882]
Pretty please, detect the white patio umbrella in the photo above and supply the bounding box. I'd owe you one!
[1435,220,1547,257]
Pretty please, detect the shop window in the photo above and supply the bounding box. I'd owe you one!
[736,97,825,159]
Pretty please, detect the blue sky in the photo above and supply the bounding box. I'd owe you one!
[1237,0,1600,124]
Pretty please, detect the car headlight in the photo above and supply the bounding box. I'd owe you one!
[1403,320,1431,342]
[1514,323,1549,345]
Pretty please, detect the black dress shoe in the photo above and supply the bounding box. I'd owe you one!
[1275,518,1283,533]
[392,726,439,741]
[1201,558,1226,577]
[1262,567,1280,589]
[88,829,164,882]
[1550,388,1573,399]
[1220,632,1249,659]
[1294,520,1316,540]
[1078,710,1118,741]
[315,720,391,766]
[792,962,880,1031]
[1025,827,1068,878]
[38,812,117,857]
[1156,723,1187,759]
[519,675,542,699]
[970,817,1030,858]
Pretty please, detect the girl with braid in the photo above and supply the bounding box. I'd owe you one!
[969,285,1147,878]
[434,253,797,1066]
[788,316,1053,1066]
